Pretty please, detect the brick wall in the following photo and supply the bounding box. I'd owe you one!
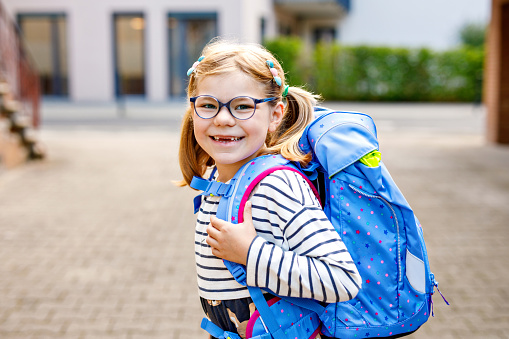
[485,0,509,144]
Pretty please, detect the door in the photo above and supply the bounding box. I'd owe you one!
[18,13,68,97]
[113,13,146,97]
[168,13,217,97]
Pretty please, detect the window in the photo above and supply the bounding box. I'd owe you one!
[168,13,217,97]
[313,27,337,45]
[260,17,267,44]
[18,13,68,97]
[113,13,146,97]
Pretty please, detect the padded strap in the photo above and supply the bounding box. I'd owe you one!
[201,318,224,338]
[251,334,272,339]
[277,295,325,316]
[299,160,321,181]
[201,318,242,339]
[223,260,247,286]
[248,286,288,339]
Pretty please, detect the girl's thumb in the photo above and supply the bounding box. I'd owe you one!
[243,201,252,220]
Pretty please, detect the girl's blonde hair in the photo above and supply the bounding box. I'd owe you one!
[178,39,320,187]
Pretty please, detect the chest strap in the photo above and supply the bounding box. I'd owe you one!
[190,176,236,213]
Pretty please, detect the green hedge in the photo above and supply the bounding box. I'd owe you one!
[265,39,484,102]
[264,37,308,87]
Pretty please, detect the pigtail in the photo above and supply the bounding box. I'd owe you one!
[266,86,321,167]
[177,107,214,187]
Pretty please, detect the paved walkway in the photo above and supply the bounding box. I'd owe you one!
[0,102,508,338]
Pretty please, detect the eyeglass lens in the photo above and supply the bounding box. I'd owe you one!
[194,96,256,119]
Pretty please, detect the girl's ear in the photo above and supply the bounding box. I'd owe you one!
[268,101,284,133]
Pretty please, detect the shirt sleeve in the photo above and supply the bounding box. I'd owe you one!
[245,170,362,303]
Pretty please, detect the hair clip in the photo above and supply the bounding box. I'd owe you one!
[187,56,205,76]
[282,85,289,98]
[266,60,282,86]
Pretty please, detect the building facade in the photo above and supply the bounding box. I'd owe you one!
[3,0,490,104]
[3,0,279,102]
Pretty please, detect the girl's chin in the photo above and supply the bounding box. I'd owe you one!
[214,153,259,168]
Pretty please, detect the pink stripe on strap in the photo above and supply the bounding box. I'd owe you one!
[245,297,280,338]
[238,166,321,223]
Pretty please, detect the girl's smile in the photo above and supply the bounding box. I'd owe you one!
[193,72,283,182]
[211,135,244,143]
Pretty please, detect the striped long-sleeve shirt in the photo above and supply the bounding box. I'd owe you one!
[194,169,361,302]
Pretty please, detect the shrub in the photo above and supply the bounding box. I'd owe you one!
[264,37,308,87]
[428,47,484,102]
[264,38,484,102]
[459,22,487,48]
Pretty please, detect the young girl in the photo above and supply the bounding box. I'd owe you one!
[178,40,362,338]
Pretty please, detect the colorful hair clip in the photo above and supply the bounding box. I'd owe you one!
[266,60,282,86]
[282,85,289,98]
[187,56,205,76]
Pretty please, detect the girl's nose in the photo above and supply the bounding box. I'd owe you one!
[213,106,236,126]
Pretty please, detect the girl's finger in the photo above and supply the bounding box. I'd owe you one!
[206,224,219,239]
[209,215,225,230]
[205,234,218,248]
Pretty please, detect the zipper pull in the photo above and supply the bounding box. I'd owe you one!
[430,273,449,317]
[434,281,450,306]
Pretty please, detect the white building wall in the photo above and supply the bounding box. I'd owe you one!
[71,1,113,102]
[4,0,269,103]
[339,0,491,50]
[144,4,167,102]
[3,0,492,103]
[240,0,276,43]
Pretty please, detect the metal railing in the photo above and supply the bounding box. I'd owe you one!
[0,1,40,128]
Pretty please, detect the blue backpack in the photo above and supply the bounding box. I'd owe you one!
[191,107,448,339]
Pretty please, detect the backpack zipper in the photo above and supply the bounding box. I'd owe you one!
[348,184,402,282]
[227,162,253,222]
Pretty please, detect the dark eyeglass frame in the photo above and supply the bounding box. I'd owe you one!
[190,95,278,120]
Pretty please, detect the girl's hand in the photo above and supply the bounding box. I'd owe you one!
[206,202,257,265]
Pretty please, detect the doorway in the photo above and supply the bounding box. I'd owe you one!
[113,13,146,98]
[168,13,217,97]
[17,13,68,97]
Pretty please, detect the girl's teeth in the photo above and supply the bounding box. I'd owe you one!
[214,137,240,141]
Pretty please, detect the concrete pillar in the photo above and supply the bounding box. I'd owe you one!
[145,6,167,102]
[485,0,509,144]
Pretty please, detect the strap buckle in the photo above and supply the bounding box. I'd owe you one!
[190,176,236,198]
[228,263,247,286]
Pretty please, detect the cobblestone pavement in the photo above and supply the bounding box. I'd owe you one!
[0,103,508,338]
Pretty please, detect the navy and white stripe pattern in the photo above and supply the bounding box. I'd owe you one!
[195,169,361,302]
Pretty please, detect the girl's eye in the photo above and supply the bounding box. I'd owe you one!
[232,98,254,111]
[196,98,218,110]
[234,104,253,111]
[201,103,217,110]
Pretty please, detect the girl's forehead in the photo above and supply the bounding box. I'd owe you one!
[196,71,266,98]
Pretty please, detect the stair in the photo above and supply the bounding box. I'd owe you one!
[0,81,45,168]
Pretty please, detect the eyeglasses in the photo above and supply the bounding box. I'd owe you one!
[190,95,277,120]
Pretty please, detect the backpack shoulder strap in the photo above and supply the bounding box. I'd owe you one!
[190,154,320,285]
[192,155,326,338]
[221,154,320,286]
[236,157,321,223]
